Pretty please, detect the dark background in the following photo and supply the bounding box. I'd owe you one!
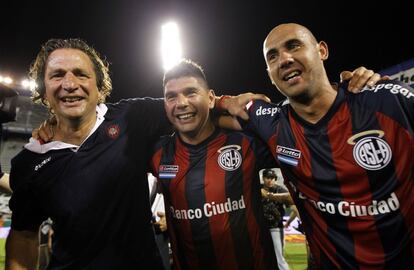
[0,0,411,103]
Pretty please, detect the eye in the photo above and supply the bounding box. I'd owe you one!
[49,72,63,79]
[287,41,301,51]
[266,51,278,63]
[165,95,176,103]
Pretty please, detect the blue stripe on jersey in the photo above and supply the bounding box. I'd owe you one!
[158,139,192,270]
[186,145,218,270]
[304,125,359,270]
[349,90,411,269]
[223,133,254,270]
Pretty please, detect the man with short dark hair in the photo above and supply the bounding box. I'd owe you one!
[151,59,278,269]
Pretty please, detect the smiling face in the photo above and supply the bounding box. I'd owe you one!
[263,23,329,102]
[164,76,215,144]
[44,48,102,123]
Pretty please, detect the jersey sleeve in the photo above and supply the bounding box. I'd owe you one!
[358,80,414,135]
[251,136,277,170]
[114,97,172,139]
[9,153,47,231]
[237,100,281,143]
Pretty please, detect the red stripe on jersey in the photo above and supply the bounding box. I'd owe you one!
[376,112,414,255]
[328,103,385,267]
[288,111,339,268]
[240,136,267,269]
[170,137,199,270]
[203,134,238,269]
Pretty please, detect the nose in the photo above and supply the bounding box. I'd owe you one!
[278,51,294,69]
[62,72,78,91]
[176,94,189,107]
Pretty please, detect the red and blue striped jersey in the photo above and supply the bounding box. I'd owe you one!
[240,80,414,269]
[151,128,278,270]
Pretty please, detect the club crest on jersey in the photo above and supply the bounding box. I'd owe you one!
[106,124,120,139]
[276,145,301,166]
[217,145,242,171]
[159,165,179,179]
[347,130,392,170]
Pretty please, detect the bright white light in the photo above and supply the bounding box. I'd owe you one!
[3,77,13,85]
[22,78,37,91]
[161,22,182,71]
[21,79,29,88]
[29,80,37,91]
[0,75,3,83]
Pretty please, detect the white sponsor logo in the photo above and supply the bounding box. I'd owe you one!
[170,196,246,220]
[361,82,414,99]
[276,145,301,159]
[35,157,51,171]
[255,105,280,117]
[217,145,242,171]
[297,191,400,217]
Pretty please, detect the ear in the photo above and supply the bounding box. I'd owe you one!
[318,41,329,61]
[208,89,216,109]
[266,67,276,86]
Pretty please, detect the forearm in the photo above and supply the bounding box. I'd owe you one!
[266,192,293,205]
[6,229,39,270]
[0,173,12,194]
[285,205,299,227]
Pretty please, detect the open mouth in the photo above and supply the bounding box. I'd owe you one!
[283,70,301,81]
[176,113,196,120]
[60,97,84,103]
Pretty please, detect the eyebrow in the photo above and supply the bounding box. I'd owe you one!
[165,87,199,97]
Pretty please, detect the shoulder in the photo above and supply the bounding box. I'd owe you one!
[152,133,177,159]
[105,97,164,114]
[153,134,175,150]
[247,99,285,117]
[345,80,414,103]
[10,149,42,190]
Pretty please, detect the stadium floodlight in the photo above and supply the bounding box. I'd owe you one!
[21,79,37,91]
[21,79,30,88]
[3,76,13,85]
[161,22,182,71]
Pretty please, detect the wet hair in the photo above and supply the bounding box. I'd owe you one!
[163,59,209,89]
[29,38,112,106]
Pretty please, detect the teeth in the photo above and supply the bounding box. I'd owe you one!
[62,97,82,102]
[284,71,300,81]
[177,113,195,120]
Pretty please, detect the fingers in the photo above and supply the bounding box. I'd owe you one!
[347,67,373,92]
[249,93,271,103]
[157,211,165,217]
[36,121,54,142]
[339,71,353,83]
[32,128,40,140]
[238,110,249,121]
[37,128,52,142]
[345,67,383,93]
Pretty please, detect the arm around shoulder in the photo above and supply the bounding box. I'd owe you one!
[6,229,39,270]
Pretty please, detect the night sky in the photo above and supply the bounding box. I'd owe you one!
[0,0,411,103]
